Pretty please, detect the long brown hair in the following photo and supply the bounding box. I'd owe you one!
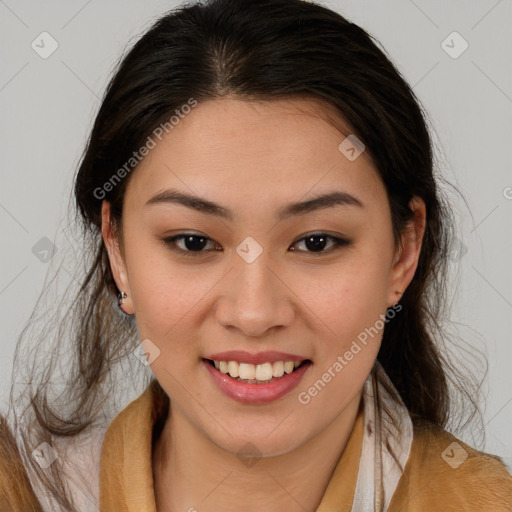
[5,0,486,510]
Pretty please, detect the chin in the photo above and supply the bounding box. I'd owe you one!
[207,423,307,460]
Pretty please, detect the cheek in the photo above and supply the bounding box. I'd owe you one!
[294,261,387,411]
[123,240,192,334]
[295,256,390,349]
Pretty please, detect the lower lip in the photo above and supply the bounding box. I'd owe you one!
[203,359,311,404]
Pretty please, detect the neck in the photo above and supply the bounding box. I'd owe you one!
[152,390,363,512]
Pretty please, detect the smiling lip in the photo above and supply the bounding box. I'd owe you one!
[203,358,312,404]
[205,350,307,365]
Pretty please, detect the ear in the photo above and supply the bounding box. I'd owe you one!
[101,201,134,314]
[386,196,426,308]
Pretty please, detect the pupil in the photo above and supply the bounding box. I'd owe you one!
[306,235,327,252]
[185,235,207,251]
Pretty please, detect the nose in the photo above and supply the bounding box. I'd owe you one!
[215,251,295,338]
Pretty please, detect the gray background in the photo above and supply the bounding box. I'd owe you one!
[1,0,511,468]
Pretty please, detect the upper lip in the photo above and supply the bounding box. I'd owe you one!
[205,350,309,365]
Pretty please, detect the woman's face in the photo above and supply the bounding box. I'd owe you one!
[103,96,425,457]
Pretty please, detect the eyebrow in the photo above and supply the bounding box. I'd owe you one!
[144,188,364,221]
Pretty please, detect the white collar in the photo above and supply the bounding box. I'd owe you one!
[352,360,414,512]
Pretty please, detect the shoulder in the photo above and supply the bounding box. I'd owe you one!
[0,414,43,511]
[389,421,512,512]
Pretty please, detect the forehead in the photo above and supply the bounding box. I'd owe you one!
[124,96,385,215]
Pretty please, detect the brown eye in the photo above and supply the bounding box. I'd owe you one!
[163,233,221,256]
[289,233,351,254]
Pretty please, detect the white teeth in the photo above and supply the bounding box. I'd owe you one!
[211,359,306,381]
[227,361,239,378]
[283,361,294,374]
[255,363,273,381]
[238,363,255,380]
[272,361,284,378]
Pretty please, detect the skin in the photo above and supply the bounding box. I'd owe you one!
[102,95,426,512]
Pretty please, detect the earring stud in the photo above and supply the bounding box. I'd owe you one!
[117,291,127,308]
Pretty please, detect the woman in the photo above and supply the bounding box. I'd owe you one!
[1,0,511,510]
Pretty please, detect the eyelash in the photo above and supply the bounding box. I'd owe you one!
[162,232,352,257]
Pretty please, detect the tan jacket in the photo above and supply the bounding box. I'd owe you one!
[2,385,512,511]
